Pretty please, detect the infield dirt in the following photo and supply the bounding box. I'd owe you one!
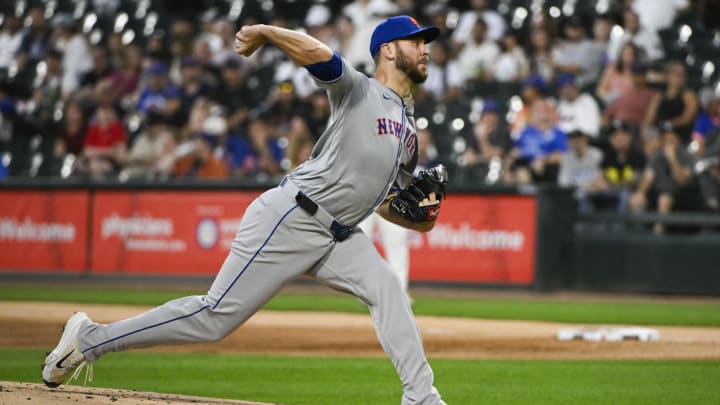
[3,301,720,360]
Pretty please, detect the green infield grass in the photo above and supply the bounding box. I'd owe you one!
[2,349,718,404]
[1,285,720,326]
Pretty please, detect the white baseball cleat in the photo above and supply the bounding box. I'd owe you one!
[42,312,93,387]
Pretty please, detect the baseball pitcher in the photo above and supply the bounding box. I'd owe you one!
[43,15,449,405]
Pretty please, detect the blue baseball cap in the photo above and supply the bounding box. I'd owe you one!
[146,61,168,75]
[482,100,498,113]
[556,73,577,87]
[370,16,440,57]
[521,74,547,92]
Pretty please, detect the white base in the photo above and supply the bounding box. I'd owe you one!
[557,327,660,342]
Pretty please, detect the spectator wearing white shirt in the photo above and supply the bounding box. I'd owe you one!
[453,0,506,43]
[423,40,464,102]
[0,14,23,71]
[342,0,398,70]
[51,14,94,98]
[556,74,601,139]
[631,0,690,33]
[607,9,664,63]
[493,31,529,83]
[457,18,500,82]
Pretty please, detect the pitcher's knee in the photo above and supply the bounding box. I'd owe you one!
[365,267,404,307]
[203,325,232,342]
[197,309,240,342]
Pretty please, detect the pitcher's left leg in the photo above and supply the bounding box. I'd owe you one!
[378,217,409,292]
[307,231,445,405]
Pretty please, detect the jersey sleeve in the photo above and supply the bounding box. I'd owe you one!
[304,53,367,108]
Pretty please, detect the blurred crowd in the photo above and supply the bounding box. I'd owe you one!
[1,0,719,222]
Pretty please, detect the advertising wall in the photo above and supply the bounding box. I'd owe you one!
[1,190,536,284]
[0,190,88,272]
[405,195,536,284]
[91,191,261,274]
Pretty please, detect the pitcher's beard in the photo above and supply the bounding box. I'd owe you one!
[395,45,428,84]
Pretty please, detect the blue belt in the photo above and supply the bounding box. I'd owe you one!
[279,177,354,241]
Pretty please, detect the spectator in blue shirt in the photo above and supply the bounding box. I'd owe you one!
[507,101,568,184]
[692,91,720,158]
[225,119,284,179]
[137,62,175,113]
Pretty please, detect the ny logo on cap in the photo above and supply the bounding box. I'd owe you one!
[408,17,420,28]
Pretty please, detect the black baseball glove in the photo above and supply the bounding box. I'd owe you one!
[412,164,448,201]
[388,164,448,223]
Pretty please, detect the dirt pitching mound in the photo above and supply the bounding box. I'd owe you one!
[0,381,274,405]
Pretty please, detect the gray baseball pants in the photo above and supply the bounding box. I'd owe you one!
[77,186,444,405]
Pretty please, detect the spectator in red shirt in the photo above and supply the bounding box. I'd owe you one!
[109,44,142,102]
[50,98,87,176]
[83,81,127,178]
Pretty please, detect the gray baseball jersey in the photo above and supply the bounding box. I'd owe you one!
[291,58,418,226]
[72,57,445,405]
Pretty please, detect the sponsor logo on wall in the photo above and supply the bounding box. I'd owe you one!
[101,213,185,252]
[0,217,76,242]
